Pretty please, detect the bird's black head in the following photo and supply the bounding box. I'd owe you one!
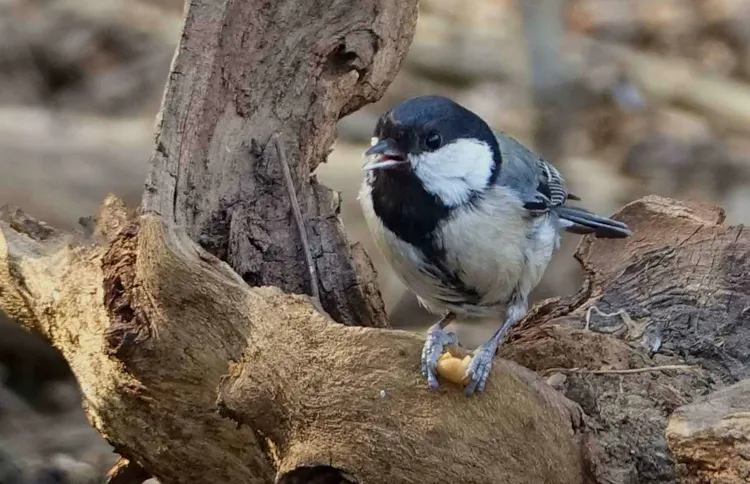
[365,95,502,207]
[364,96,502,249]
[369,95,500,164]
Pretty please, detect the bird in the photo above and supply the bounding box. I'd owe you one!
[357,95,632,396]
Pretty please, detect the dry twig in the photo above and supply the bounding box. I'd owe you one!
[543,365,699,377]
[273,133,322,313]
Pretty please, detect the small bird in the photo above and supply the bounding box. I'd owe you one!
[358,95,632,395]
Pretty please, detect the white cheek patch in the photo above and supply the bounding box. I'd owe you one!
[412,139,495,207]
[370,137,379,146]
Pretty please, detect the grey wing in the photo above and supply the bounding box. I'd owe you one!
[493,131,578,215]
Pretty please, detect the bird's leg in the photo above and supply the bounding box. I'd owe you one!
[464,294,528,395]
[421,312,458,389]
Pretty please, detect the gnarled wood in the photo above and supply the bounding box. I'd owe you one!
[0,204,596,483]
[504,195,750,483]
[0,1,599,482]
[6,190,749,483]
[140,0,413,327]
[666,379,750,484]
[2,0,749,481]
[7,189,750,483]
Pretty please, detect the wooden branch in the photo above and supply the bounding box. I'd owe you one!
[5,190,746,483]
[3,0,748,482]
[272,133,322,312]
[542,365,699,376]
[140,0,414,327]
[0,202,595,483]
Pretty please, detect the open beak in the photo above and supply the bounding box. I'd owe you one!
[363,138,407,171]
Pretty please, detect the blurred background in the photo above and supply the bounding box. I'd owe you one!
[3,0,750,481]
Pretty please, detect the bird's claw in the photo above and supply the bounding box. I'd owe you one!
[463,344,497,396]
[420,324,458,389]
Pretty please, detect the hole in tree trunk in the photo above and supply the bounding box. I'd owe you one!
[279,465,359,484]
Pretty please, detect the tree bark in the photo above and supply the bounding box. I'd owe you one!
[503,195,750,483]
[666,379,750,484]
[2,0,748,483]
[139,0,413,327]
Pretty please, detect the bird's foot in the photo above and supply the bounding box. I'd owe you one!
[463,342,498,396]
[421,323,458,389]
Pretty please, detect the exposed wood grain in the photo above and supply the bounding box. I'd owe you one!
[2,0,749,482]
[0,203,596,483]
[140,0,417,327]
[503,195,748,483]
[667,379,750,484]
[106,458,150,484]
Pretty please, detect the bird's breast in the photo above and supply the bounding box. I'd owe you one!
[435,189,530,307]
[360,182,557,318]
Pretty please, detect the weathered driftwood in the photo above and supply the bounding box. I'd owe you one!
[2,0,749,482]
[139,0,410,328]
[4,193,748,483]
[504,195,750,483]
[667,379,750,484]
[0,199,595,483]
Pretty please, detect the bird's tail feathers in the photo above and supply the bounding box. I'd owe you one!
[555,206,632,239]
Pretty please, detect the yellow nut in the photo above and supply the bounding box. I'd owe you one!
[435,352,471,385]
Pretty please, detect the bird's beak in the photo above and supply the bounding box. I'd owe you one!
[363,138,407,171]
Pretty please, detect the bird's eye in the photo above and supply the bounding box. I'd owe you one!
[425,132,442,151]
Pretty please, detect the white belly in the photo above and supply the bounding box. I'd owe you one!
[359,182,560,319]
